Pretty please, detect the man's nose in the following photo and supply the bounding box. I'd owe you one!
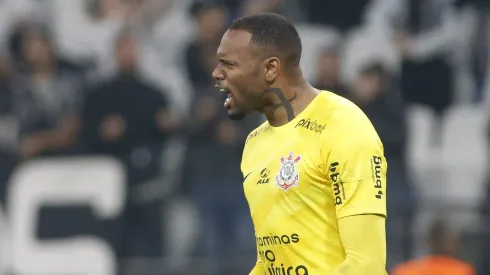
[212,67,224,80]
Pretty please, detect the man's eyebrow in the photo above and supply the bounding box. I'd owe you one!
[217,55,238,64]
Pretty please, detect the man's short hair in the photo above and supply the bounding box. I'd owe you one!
[189,1,223,19]
[359,62,387,77]
[229,13,302,68]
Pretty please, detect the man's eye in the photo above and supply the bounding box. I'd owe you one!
[220,60,233,67]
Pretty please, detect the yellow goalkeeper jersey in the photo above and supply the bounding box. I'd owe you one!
[241,91,387,274]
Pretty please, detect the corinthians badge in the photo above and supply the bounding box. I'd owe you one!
[276,152,302,191]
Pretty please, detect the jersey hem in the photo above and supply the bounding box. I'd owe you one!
[337,206,387,220]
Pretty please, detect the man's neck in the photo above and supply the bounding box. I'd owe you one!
[261,81,318,127]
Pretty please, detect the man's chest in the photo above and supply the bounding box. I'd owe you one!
[242,139,330,222]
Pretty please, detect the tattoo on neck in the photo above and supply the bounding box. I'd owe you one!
[272,93,297,109]
[263,88,296,121]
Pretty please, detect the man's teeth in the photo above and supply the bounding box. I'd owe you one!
[218,86,231,98]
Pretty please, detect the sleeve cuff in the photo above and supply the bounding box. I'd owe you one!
[337,206,387,220]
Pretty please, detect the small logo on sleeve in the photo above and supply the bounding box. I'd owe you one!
[329,162,345,206]
[371,156,384,199]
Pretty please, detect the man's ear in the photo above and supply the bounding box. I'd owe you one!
[264,57,280,83]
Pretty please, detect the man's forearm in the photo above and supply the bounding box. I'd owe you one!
[29,116,80,150]
[331,254,384,275]
[332,214,387,275]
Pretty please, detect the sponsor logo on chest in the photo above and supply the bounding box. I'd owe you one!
[295,118,326,134]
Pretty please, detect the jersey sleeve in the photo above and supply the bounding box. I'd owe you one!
[333,214,387,274]
[322,107,387,219]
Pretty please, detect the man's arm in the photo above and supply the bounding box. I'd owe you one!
[321,104,388,274]
[332,214,386,275]
[19,115,80,158]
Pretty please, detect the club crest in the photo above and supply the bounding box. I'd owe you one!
[275,152,302,191]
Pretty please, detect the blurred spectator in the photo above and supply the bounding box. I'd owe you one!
[477,116,490,275]
[303,0,370,33]
[182,43,257,274]
[352,63,407,161]
[455,0,490,102]
[183,6,254,274]
[351,62,415,269]
[393,0,459,146]
[0,54,16,204]
[7,20,29,66]
[82,29,178,258]
[391,219,475,275]
[12,26,83,160]
[313,45,349,98]
[185,1,227,91]
[0,54,15,150]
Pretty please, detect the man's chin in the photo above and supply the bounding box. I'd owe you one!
[227,110,246,120]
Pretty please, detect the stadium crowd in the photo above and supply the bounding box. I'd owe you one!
[0,0,489,274]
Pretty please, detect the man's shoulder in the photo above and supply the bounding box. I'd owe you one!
[315,92,380,149]
[244,120,271,146]
[320,91,363,114]
[315,91,371,129]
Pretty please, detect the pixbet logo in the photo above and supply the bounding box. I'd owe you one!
[294,118,326,134]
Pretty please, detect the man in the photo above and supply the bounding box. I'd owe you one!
[13,27,83,159]
[313,45,349,98]
[83,30,176,259]
[185,1,227,91]
[352,62,415,269]
[212,13,388,275]
[392,219,474,275]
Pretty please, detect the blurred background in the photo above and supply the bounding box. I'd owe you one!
[0,0,488,274]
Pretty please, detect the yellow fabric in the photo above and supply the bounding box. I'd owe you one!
[332,214,387,275]
[242,91,388,274]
